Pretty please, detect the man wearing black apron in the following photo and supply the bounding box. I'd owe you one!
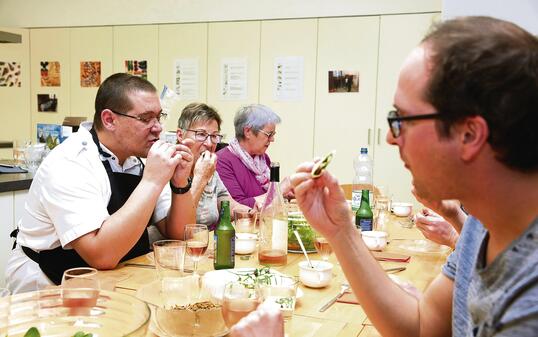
[6,73,196,293]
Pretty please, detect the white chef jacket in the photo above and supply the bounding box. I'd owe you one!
[5,122,171,293]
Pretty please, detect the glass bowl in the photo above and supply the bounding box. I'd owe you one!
[288,211,316,252]
[6,288,150,337]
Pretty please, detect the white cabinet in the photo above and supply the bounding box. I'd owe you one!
[372,13,440,205]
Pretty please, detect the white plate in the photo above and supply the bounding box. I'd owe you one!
[203,268,304,302]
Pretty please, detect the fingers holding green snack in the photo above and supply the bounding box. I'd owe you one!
[311,150,335,178]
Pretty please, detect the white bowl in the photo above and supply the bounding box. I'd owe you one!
[298,260,333,288]
[235,233,257,254]
[392,202,413,217]
[361,230,388,251]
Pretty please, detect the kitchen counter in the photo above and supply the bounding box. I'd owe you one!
[0,172,33,192]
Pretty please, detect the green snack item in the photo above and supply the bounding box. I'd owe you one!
[23,327,41,337]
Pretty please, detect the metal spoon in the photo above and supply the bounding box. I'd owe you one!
[293,230,314,269]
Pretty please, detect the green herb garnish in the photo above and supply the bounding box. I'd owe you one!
[275,297,294,309]
[23,327,41,337]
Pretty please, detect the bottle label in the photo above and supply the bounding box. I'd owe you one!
[351,191,361,210]
[214,231,235,268]
[359,218,373,231]
[272,219,288,252]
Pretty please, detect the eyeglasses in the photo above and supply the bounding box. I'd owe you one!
[110,109,168,126]
[258,129,276,139]
[187,129,224,144]
[387,110,440,138]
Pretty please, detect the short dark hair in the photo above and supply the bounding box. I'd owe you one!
[93,73,157,130]
[423,16,538,172]
[178,103,222,131]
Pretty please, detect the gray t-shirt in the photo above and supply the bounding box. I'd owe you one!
[443,215,538,336]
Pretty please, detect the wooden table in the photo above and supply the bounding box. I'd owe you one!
[98,215,450,337]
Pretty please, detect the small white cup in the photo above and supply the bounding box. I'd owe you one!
[392,202,413,217]
[235,233,257,255]
[361,231,388,251]
[298,260,333,288]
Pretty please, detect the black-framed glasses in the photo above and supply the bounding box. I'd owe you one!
[387,110,440,138]
[110,109,168,125]
[258,129,276,139]
[187,129,224,144]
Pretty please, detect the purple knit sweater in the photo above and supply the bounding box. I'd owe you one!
[216,146,270,208]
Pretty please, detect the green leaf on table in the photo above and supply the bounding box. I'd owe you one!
[73,332,93,337]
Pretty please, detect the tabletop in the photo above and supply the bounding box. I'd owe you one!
[98,214,451,337]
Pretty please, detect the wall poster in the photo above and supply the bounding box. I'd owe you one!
[125,60,147,80]
[220,58,247,100]
[40,61,61,87]
[174,58,199,100]
[37,94,58,112]
[0,61,21,87]
[328,70,359,93]
[80,61,101,87]
[273,56,304,101]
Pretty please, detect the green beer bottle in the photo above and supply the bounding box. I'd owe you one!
[214,200,235,270]
[355,189,373,231]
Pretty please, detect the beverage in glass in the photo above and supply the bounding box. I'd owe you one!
[222,282,262,328]
[313,234,333,261]
[184,224,209,274]
[261,275,298,321]
[61,267,100,315]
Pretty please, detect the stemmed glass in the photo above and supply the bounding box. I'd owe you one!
[314,231,333,262]
[222,281,263,328]
[61,267,100,314]
[184,224,209,275]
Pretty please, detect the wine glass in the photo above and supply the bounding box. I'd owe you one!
[222,281,263,328]
[61,267,100,314]
[184,224,209,275]
[314,231,333,262]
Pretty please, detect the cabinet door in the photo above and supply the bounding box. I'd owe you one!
[30,28,70,141]
[373,13,440,204]
[0,27,31,153]
[70,26,113,122]
[315,16,380,184]
[259,19,318,178]
[113,25,159,86]
[207,21,261,142]
[158,23,208,132]
[0,192,14,287]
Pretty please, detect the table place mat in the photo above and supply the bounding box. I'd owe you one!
[337,292,359,305]
[372,251,410,262]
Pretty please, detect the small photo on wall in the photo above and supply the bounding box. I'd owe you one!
[328,70,359,93]
[40,61,61,87]
[80,61,101,87]
[0,61,21,87]
[125,60,147,80]
[37,94,58,112]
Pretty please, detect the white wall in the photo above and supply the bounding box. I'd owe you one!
[443,0,538,34]
[0,0,441,28]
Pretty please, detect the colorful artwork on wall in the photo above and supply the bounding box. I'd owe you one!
[125,60,147,80]
[328,70,359,93]
[0,61,21,87]
[40,61,61,87]
[37,94,58,112]
[80,61,101,87]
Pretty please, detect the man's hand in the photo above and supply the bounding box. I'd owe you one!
[415,210,459,248]
[143,140,185,187]
[289,161,353,240]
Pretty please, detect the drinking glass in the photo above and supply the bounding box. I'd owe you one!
[61,267,100,314]
[313,231,333,262]
[260,275,298,322]
[12,139,30,168]
[222,282,263,328]
[153,240,187,279]
[184,224,209,275]
[233,209,257,234]
[24,143,46,173]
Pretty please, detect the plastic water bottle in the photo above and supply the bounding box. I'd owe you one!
[352,148,373,211]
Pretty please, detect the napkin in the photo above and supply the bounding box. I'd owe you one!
[337,292,359,305]
[372,251,410,263]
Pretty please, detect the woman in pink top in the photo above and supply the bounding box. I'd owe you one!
[216,104,293,208]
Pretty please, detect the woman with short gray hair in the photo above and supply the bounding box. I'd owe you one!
[216,104,293,208]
